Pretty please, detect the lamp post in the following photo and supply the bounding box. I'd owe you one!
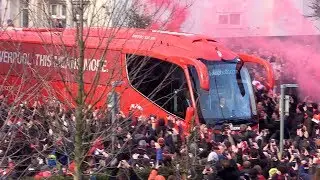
[110,81,122,152]
[279,84,298,159]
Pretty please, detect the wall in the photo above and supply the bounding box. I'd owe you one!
[182,0,320,37]
[0,0,21,27]
[0,0,114,28]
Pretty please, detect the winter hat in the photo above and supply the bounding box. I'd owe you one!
[269,168,278,178]
[139,140,147,147]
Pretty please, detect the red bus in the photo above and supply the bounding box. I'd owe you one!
[0,28,274,131]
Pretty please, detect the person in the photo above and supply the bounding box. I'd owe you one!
[148,169,165,180]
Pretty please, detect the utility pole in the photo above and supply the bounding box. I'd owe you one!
[279,84,298,159]
[110,81,121,152]
[110,82,118,124]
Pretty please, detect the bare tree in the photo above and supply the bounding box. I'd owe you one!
[126,5,152,28]
[307,0,320,30]
[0,0,194,179]
[309,0,320,19]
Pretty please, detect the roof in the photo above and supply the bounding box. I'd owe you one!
[0,27,238,61]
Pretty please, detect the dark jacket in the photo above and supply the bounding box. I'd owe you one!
[216,160,240,180]
[291,113,304,131]
[110,167,141,180]
[164,134,175,153]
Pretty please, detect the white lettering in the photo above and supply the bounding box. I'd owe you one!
[84,59,89,71]
[97,60,107,72]
[13,52,20,64]
[0,85,13,91]
[35,54,40,66]
[7,52,13,63]
[90,59,97,71]
[0,50,108,72]
[3,52,8,63]
[46,55,51,67]
[73,58,79,70]
[26,53,31,65]
[132,34,157,40]
[102,64,107,72]
[209,69,237,76]
[151,30,194,36]
[39,55,46,66]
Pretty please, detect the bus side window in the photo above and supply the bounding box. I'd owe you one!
[126,54,189,119]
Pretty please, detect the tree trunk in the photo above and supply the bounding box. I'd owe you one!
[74,0,85,179]
[74,105,84,180]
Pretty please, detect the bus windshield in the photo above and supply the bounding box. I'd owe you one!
[189,59,257,126]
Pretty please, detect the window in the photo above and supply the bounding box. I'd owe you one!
[49,4,67,27]
[50,4,58,16]
[189,60,256,125]
[126,55,190,118]
[50,4,66,17]
[218,15,229,24]
[61,5,66,16]
[105,5,111,16]
[230,14,240,25]
[21,0,29,27]
[22,9,29,27]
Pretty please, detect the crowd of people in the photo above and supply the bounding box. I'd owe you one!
[0,48,320,180]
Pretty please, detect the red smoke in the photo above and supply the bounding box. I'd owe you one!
[144,0,320,101]
[223,36,320,101]
[142,0,188,31]
[217,0,320,101]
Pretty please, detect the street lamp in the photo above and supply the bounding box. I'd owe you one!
[279,84,298,159]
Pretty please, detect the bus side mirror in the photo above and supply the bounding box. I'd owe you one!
[185,106,195,124]
[238,54,275,90]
